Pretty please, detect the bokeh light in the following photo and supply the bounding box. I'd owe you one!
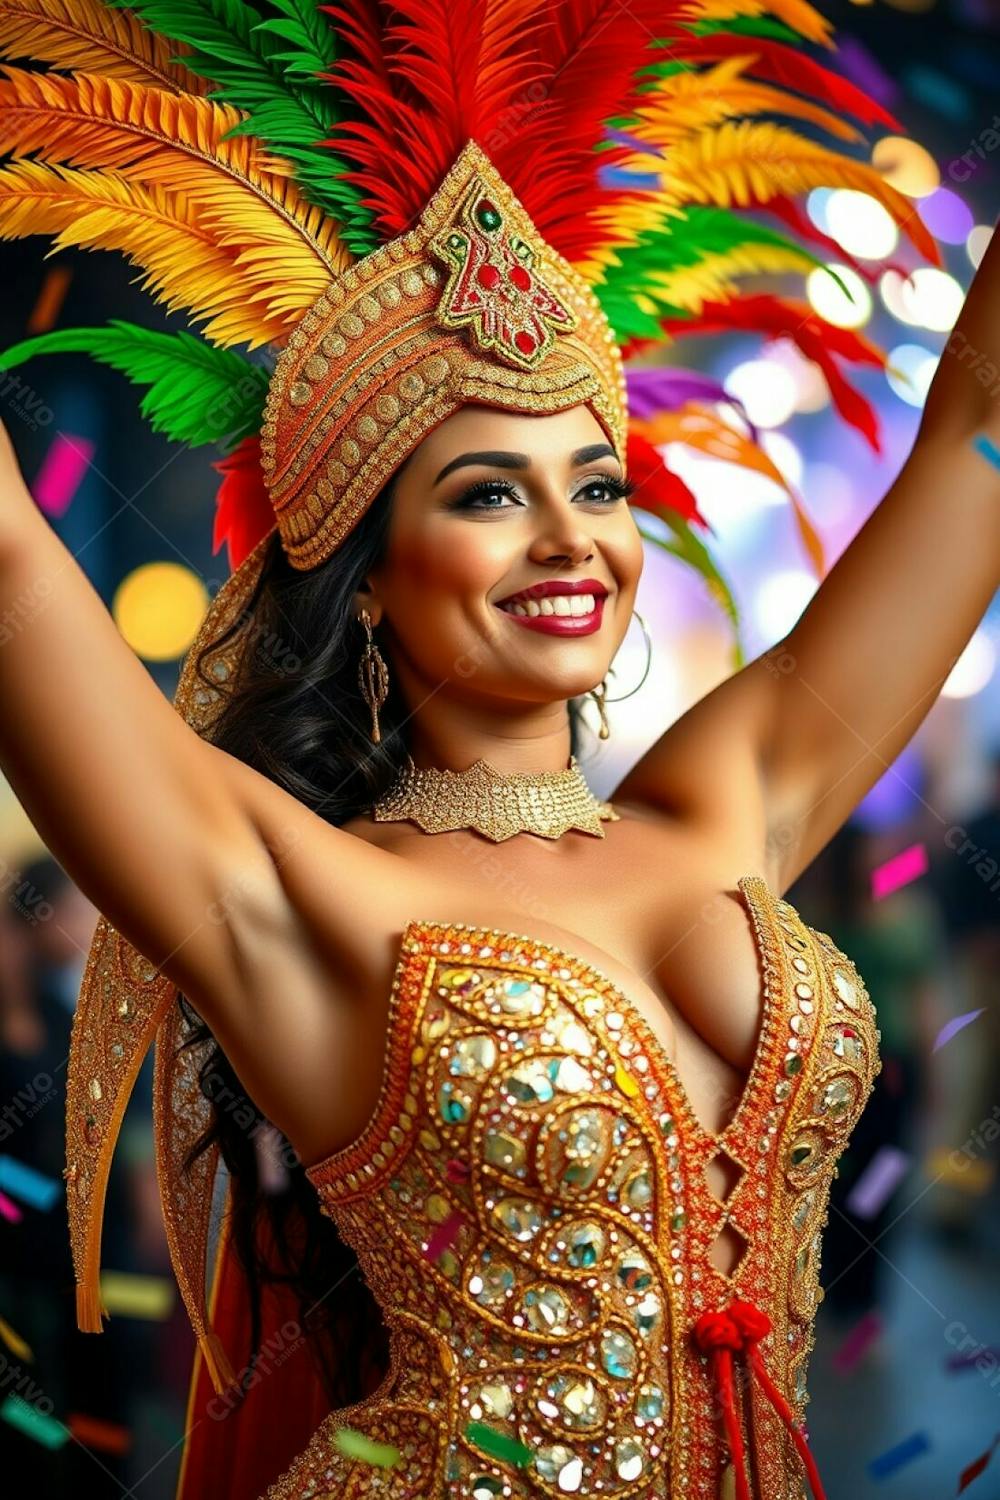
[871,135,940,197]
[825,190,899,258]
[752,570,818,639]
[761,431,804,488]
[885,342,940,406]
[113,562,209,662]
[765,340,832,413]
[941,629,997,699]
[806,187,835,234]
[967,223,994,268]
[879,268,918,324]
[899,266,966,331]
[723,359,798,429]
[806,264,873,328]
[917,187,975,245]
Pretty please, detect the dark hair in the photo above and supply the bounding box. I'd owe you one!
[178,474,591,1406]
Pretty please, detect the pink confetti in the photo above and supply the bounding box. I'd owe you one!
[845,1145,911,1220]
[832,1309,884,1375]
[423,1210,464,1264]
[933,1008,986,1054]
[31,433,95,517]
[870,843,928,901]
[0,1191,22,1224]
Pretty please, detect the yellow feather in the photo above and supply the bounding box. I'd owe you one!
[575,119,928,280]
[0,0,208,92]
[625,57,861,145]
[0,158,294,348]
[0,66,351,312]
[642,244,817,314]
[679,0,833,47]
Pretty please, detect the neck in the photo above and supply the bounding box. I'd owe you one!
[404,705,575,776]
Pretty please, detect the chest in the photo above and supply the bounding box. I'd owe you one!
[373,816,770,1141]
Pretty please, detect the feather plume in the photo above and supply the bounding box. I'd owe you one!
[632,404,826,577]
[108,0,376,251]
[0,67,351,335]
[211,434,274,569]
[0,318,268,445]
[678,0,833,47]
[0,159,303,348]
[0,0,209,92]
[636,120,938,264]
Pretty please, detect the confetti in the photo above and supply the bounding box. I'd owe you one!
[845,1146,911,1220]
[464,1421,535,1468]
[932,1008,986,1054]
[832,1309,883,1375]
[0,1190,23,1223]
[0,1157,61,1212]
[332,1427,400,1467]
[68,1413,131,1455]
[926,1148,995,1196]
[946,1347,1000,1372]
[0,1317,32,1362]
[423,1209,464,1263]
[870,843,928,901]
[0,1395,69,1450]
[973,434,1000,473]
[99,1272,174,1321]
[866,1429,930,1480]
[26,266,72,335]
[30,433,95,518]
[958,1431,1000,1493]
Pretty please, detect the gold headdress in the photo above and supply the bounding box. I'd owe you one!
[0,0,938,1390]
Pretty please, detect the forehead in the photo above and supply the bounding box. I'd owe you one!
[404,403,617,476]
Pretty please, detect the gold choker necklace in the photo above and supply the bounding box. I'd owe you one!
[371,754,620,841]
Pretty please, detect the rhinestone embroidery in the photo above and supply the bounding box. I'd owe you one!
[261,875,880,1498]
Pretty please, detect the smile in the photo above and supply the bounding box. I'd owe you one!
[495,593,606,636]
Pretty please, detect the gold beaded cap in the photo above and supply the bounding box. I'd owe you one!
[259,138,628,570]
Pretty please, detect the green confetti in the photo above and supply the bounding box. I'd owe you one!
[332,1426,401,1468]
[465,1420,535,1468]
[1,1394,70,1450]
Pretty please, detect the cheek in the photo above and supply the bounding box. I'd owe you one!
[390,523,510,602]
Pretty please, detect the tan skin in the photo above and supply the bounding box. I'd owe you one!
[0,230,997,1279]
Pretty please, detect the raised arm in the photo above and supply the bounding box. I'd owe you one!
[0,418,284,1006]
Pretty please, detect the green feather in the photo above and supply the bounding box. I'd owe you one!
[686,16,804,45]
[593,206,827,342]
[0,321,268,448]
[637,518,745,670]
[104,0,377,256]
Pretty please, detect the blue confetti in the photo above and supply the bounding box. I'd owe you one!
[867,1430,931,1480]
[0,1157,61,1212]
[973,434,1000,472]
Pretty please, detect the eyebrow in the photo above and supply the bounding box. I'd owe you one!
[433,442,618,486]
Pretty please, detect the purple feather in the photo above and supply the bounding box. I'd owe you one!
[625,367,759,442]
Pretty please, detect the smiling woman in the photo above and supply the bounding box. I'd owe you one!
[0,0,977,1496]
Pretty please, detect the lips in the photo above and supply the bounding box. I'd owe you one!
[495,593,606,636]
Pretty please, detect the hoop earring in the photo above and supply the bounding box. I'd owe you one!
[357,608,389,745]
[586,608,653,741]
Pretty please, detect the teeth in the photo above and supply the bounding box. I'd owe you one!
[501,593,598,618]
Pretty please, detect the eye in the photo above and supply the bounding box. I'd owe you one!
[449,473,637,512]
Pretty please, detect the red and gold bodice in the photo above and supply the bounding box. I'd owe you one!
[264,874,881,1499]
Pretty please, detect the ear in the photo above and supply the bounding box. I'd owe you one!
[352,579,383,627]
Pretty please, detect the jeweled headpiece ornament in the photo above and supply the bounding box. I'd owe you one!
[0,0,939,1394]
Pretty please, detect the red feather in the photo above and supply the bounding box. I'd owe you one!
[626,428,711,532]
[760,196,923,283]
[662,33,904,132]
[645,294,886,453]
[211,437,276,573]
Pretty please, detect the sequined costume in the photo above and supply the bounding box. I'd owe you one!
[260,874,880,1499]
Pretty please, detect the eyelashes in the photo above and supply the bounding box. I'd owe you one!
[449,473,638,511]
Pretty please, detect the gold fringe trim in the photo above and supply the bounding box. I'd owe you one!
[198,1329,237,1397]
[76,1278,107,1333]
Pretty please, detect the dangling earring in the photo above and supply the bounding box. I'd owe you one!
[357,608,389,744]
[586,609,653,741]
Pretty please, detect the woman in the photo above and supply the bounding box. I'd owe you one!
[0,2,997,1496]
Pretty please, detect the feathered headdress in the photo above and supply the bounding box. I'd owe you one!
[0,0,937,1401]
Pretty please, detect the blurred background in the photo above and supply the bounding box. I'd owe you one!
[0,0,999,1495]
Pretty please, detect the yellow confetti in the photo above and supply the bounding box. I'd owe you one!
[0,1317,32,1362]
[926,1148,996,1197]
[99,1272,175,1320]
[332,1427,400,1468]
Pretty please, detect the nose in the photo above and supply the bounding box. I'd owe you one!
[526,498,596,568]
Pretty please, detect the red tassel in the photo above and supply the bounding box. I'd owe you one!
[693,1295,828,1500]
